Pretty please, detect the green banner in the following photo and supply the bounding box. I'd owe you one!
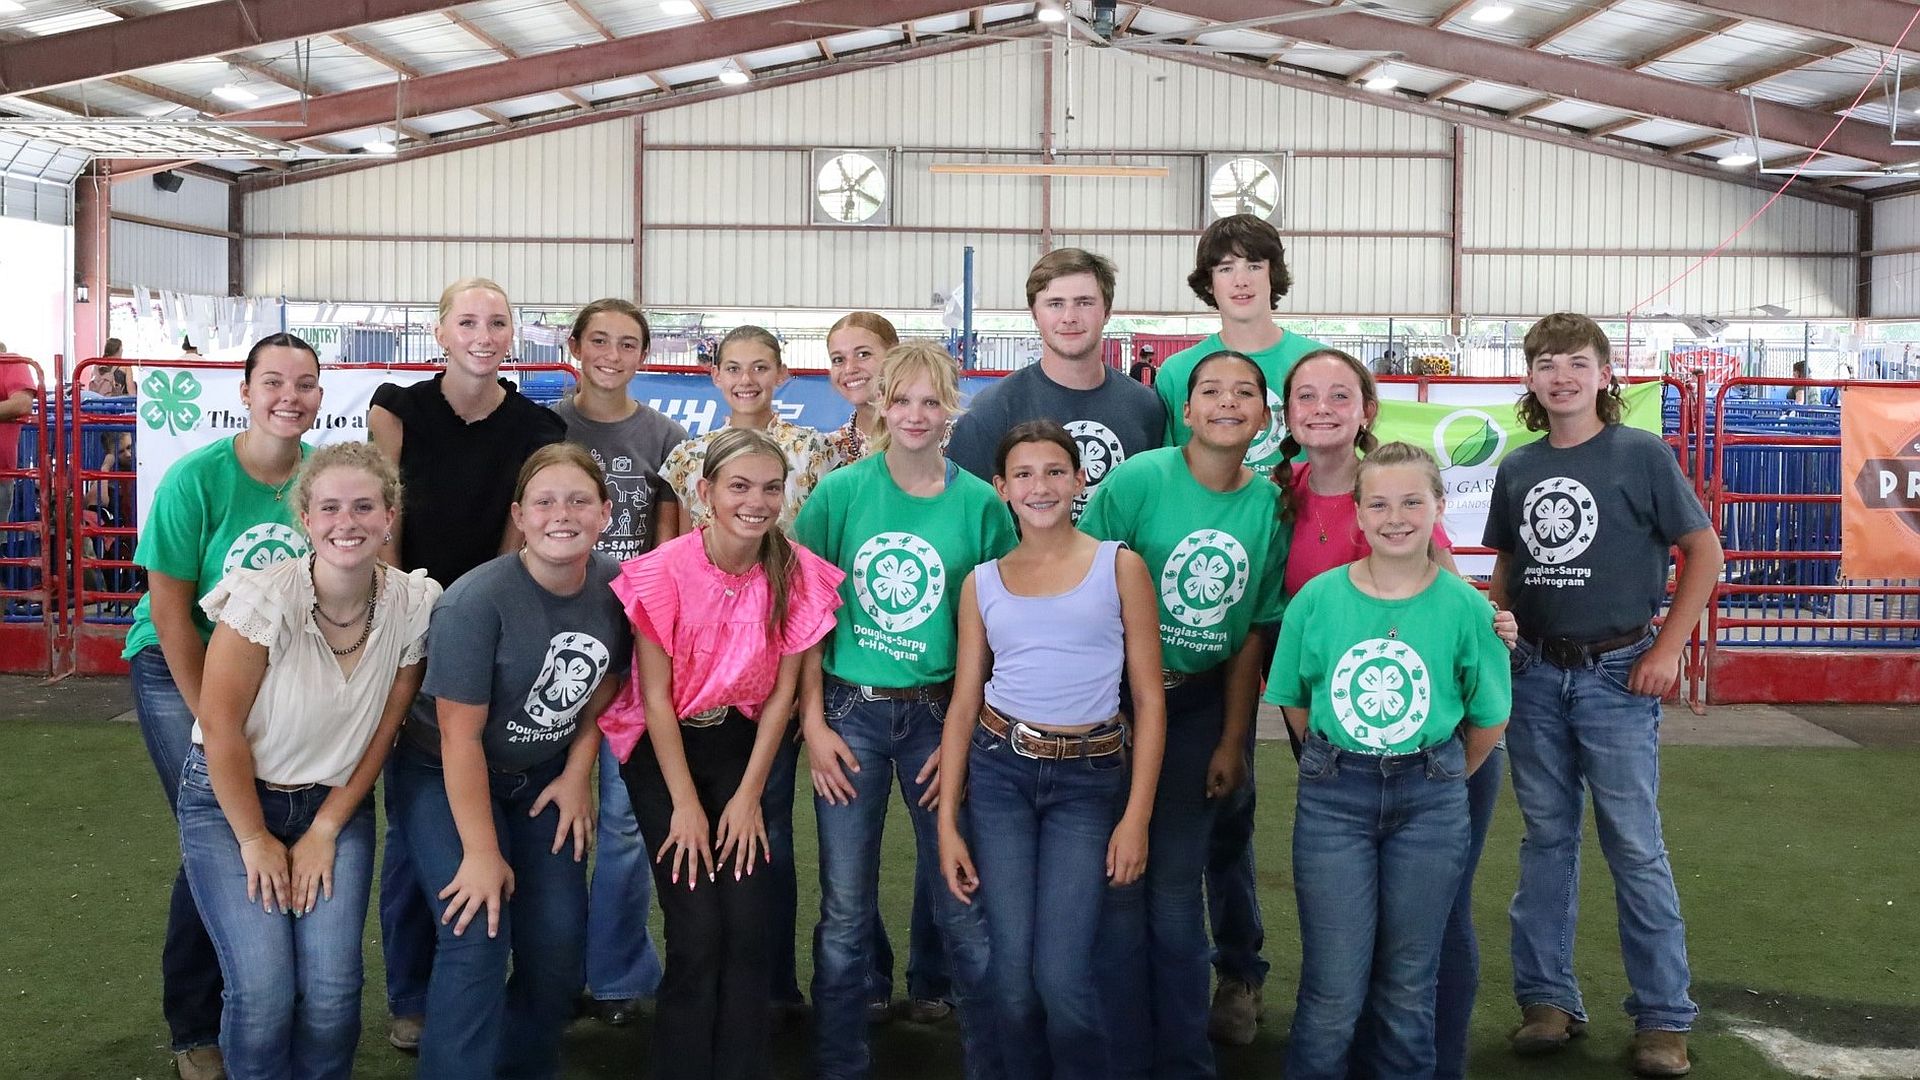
[1366,383,1665,569]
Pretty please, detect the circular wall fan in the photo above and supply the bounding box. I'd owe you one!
[815,151,888,224]
[1209,156,1280,219]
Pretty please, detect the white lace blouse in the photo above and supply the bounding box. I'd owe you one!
[194,557,441,787]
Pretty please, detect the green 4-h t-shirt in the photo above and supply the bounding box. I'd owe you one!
[1078,446,1288,673]
[793,453,1016,688]
[1264,567,1510,754]
[125,436,314,658]
[1157,330,1328,470]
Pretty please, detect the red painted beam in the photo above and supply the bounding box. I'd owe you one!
[1155,0,1908,167]
[215,0,975,140]
[0,0,472,97]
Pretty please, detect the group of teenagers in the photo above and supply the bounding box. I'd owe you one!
[128,211,1723,1080]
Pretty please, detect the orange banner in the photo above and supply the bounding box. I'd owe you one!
[1841,385,1920,580]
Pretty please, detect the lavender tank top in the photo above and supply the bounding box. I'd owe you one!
[976,540,1125,727]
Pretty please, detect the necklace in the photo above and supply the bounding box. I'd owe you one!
[1358,559,1437,639]
[310,558,371,627]
[314,569,379,656]
[239,431,297,502]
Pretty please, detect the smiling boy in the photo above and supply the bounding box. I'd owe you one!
[1484,313,1724,1079]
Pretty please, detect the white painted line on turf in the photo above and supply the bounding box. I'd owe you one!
[1728,1018,1920,1079]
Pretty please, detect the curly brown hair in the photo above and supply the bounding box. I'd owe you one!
[1186,214,1293,310]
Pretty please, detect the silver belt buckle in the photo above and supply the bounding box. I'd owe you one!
[1009,720,1050,760]
[683,706,728,728]
[1162,670,1187,690]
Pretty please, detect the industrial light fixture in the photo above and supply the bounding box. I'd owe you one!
[1469,3,1514,23]
[210,67,258,104]
[364,137,397,155]
[1036,4,1066,23]
[0,1,25,13]
[1364,75,1398,91]
[1717,137,1758,168]
[718,61,750,86]
[660,0,698,14]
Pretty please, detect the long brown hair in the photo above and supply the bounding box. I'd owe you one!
[1274,348,1379,523]
[701,427,796,636]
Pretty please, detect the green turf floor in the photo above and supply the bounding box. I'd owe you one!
[3,719,1916,1078]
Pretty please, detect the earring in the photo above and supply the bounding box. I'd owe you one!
[384,532,393,545]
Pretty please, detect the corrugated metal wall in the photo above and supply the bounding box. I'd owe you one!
[238,40,1861,318]
[1869,191,1920,318]
[1464,129,1855,318]
[111,171,230,294]
[245,123,632,304]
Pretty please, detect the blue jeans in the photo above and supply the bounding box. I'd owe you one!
[810,681,997,1080]
[1351,745,1505,1080]
[1435,745,1504,1080]
[1204,730,1266,988]
[128,645,223,1053]
[587,740,664,1001]
[1098,676,1227,1080]
[765,732,945,1007]
[1506,635,1697,1032]
[966,720,1129,1080]
[1287,735,1469,1080]
[177,748,374,1080]
[380,697,439,1018]
[388,742,589,1080]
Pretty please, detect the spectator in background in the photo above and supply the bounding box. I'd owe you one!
[0,345,40,519]
[182,337,202,357]
[1787,360,1813,404]
[1130,345,1158,386]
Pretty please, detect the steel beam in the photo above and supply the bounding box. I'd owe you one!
[0,1,473,97]
[212,0,975,141]
[1156,0,1906,167]
[1162,50,1862,209]
[1663,0,1920,55]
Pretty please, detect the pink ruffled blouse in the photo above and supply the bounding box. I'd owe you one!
[598,529,845,762]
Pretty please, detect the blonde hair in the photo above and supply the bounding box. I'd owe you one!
[827,312,900,349]
[514,442,607,504]
[701,428,797,638]
[1353,441,1445,505]
[293,441,402,521]
[436,277,512,324]
[871,343,963,454]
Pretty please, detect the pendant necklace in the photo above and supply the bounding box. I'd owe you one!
[241,431,296,502]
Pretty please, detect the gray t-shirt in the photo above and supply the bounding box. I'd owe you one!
[418,551,632,771]
[1484,424,1711,642]
[552,397,688,563]
[948,361,1166,512]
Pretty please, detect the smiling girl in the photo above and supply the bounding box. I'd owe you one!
[936,419,1167,1080]
[794,342,1015,1080]
[367,276,567,1049]
[180,442,438,1080]
[663,325,834,534]
[386,444,631,1078]
[126,332,324,1080]
[1266,442,1510,1080]
[1078,349,1290,1080]
[599,427,844,1079]
[824,312,896,467]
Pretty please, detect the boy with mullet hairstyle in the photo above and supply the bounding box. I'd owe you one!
[1485,313,1723,1079]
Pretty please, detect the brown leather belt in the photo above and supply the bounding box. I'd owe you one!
[1528,626,1651,670]
[979,701,1127,761]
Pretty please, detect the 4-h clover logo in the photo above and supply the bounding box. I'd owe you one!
[522,631,612,731]
[1160,529,1250,629]
[139,370,203,435]
[1065,420,1125,518]
[1245,388,1287,464]
[1520,476,1599,565]
[852,531,945,634]
[1330,637,1432,750]
[219,523,309,578]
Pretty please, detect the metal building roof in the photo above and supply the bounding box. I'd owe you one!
[1,0,1916,198]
